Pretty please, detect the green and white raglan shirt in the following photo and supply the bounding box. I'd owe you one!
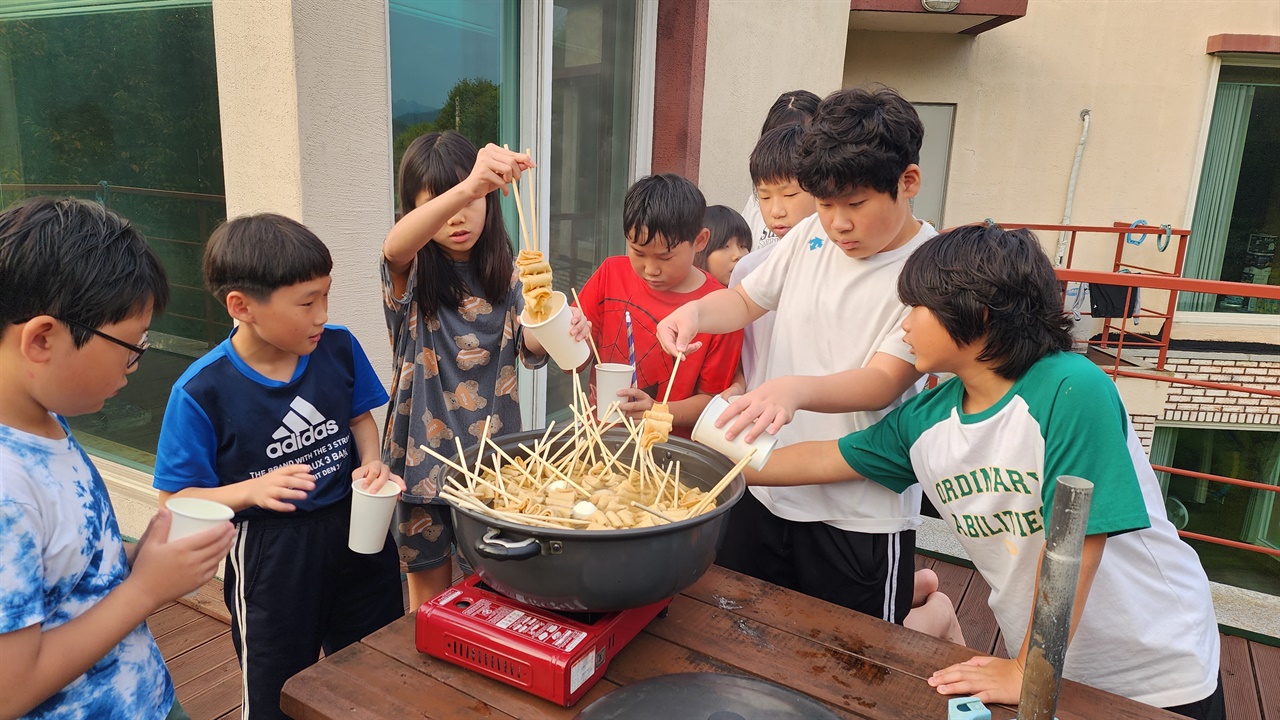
[839,352,1219,708]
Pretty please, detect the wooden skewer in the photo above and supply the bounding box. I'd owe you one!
[569,287,601,366]
[660,351,685,406]
[442,488,588,528]
[631,501,676,523]
[526,148,538,251]
[473,416,492,483]
[692,448,757,515]
[503,144,533,252]
[418,443,484,486]
[517,443,591,496]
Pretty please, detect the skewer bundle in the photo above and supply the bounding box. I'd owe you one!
[421,375,752,531]
[510,148,553,322]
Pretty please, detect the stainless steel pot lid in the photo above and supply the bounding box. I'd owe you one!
[573,672,842,720]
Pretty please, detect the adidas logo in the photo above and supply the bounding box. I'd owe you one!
[266,396,340,459]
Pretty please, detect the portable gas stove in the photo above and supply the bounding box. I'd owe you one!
[416,574,671,706]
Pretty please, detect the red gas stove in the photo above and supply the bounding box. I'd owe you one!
[415,575,671,706]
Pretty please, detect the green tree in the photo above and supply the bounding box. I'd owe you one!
[393,77,500,196]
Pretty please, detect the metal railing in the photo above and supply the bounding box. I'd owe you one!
[998,222,1280,564]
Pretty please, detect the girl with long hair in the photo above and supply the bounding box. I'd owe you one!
[381,132,586,609]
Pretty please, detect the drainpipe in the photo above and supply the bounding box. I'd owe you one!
[1055,110,1091,267]
[1017,475,1094,720]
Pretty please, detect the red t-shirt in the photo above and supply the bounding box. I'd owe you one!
[575,256,743,434]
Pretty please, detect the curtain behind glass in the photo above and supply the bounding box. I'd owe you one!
[1149,426,1178,495]
[1180,83,1255,312]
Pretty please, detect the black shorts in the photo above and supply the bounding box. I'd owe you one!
[715,489,915,623]
[223,496,403,720]
[394,499,456,573]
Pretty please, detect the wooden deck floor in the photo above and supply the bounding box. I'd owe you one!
[154,557,1279,720]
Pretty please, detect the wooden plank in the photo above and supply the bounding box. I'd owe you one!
[361,614,617,719]
[282,642,517,720]
[1250,640,1280,720]
[181,664,242,720]
[992,629,1011,659]
[178,578,231,625]
[147,603,202,639]
[676,567,1182,720]
[954,572,1000,655]
[650,592,1009,720]
[156,615,229,661]
[684,567,976,676]
[167,632,237,688]
[175,655,240,707]
[607,633,861,720]
[929,558,975,610]
[1220,634,1262,720]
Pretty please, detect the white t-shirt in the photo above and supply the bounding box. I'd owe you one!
[729,240,779,392]
[739,214,935,532]
[0,420,175,719]
[741,193,774,254]
[841,352,1219,708]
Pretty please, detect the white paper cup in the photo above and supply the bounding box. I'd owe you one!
[522,290,590,371]
[166,498,234,542]
[691,395,778,471]
[348,480,402,554]
[595,363,634,421]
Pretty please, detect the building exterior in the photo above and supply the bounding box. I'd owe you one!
[2,0,1278,612]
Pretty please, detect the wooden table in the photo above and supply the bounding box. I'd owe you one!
[282,566,1182,719]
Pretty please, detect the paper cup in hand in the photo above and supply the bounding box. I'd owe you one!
[595,363,634,421]
[691,395,778,471]
[165,498,234,542]
[348,480,402,554]
[522,291,590,371]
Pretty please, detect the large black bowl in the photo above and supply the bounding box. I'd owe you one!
[445,428,744,612]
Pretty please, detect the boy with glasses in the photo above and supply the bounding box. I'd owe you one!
[0,197,235,719]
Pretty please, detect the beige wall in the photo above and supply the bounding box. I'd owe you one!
[212,0,394,382]
[842,0,1280,276]
[697,0,849,210]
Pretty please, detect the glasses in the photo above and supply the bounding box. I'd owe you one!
[58,318,150,368]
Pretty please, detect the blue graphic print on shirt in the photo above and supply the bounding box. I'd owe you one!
[0,421,174,719]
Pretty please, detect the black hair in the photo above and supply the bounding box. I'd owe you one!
[694,205,751,272]
[0,196,169,346]
[750,123,806,187]
[796,85,923,201]
[897,224,1072,380]
[760,90,821,135]
[623,173,707,250]
[203,214,333,302]
[396,131,512,318]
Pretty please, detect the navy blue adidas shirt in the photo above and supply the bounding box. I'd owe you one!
[153,325,389,520]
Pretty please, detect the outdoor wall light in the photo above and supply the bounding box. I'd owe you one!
[921,0,961,11]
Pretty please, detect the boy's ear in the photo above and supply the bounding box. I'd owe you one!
[17,316,62,364]
[692,227,711,253]
[224,291,255,323]
[898,164,922,201]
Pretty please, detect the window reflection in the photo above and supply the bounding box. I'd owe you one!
[0,3,227,469]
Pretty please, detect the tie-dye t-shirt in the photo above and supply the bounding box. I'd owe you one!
[0,420,174,719]
[381,257,547,503]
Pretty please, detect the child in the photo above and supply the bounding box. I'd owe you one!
[745,224,1223,718]
[658,87,934,624]
[0,197,234,719]
[152,214,405,720]
[694,204,751,286]
[726,122,817,396]
[381,132,588,612]
[741,89,820,250]
[576,173,743,431]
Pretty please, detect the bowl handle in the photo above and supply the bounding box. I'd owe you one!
[475,528,541,561]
